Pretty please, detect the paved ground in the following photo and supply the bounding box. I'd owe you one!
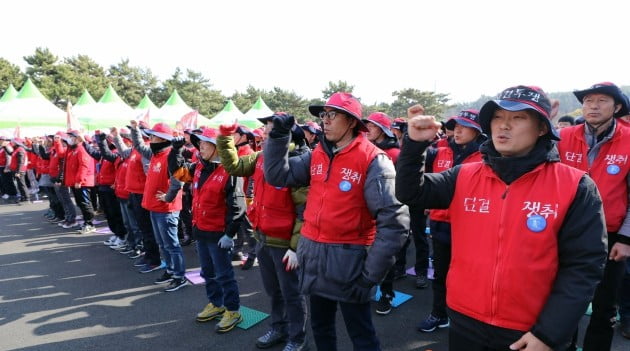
[0,201,627,351]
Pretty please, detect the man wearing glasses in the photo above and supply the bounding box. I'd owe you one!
[262,92,409,351]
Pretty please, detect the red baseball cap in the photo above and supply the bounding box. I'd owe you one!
[309,92,366,131]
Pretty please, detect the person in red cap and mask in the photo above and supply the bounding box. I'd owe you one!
[64,130,96,233]
[169,128,246,333]
[557,82,630,351]
[395,86,607,351]
[263,93,410,351]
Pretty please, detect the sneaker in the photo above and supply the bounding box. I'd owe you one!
[231,251,244,262]
[133,258,148,267]
[110,239,128,250]
[282,341,308,351]
[196,303,226,322]
[139,262,164,273]
[103,235,117,246]
[78,225,96,234]
[215,310,242,333]
[50,217,65,223]
[375,295,393,315]
[415,274,429,289]
[621,320,630,339]
[1,194,8,200]
[62,221,79,229]
[241,257,256,270]
[129,250,145,259]
[154,272,173,284]
[256,329,288,348]
[417,314,449,332]
[164,277,188,292]
[119,246,135,255]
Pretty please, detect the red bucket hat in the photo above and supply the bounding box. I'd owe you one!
[144,123,174,141]
[308,92,366,131]
[363,112,394,137]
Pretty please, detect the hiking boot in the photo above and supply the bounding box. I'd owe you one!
[154,272,173,284]
[196,303,226,322]
[375,295,393,315]
[164,277,188,292]
[256,329,288,349]
[241,257,256,270]
[415,274,429,289]
[417,314,449,332]
[215,310,242,333]
[282,340,309,351]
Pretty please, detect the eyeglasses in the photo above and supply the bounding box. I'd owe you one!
[318,110,344,120]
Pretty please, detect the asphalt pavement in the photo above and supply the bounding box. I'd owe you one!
[0,201,627,351]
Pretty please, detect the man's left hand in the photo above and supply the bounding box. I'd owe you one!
[609,242,630,261]
[509,332,551,351]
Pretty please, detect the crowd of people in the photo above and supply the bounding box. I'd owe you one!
[1,83,630,351]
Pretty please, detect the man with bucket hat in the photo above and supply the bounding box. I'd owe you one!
[557,82,630,351]
[395,85,607,350]
[262,92,409,350]
[168,128,246,333]
[363,112,400,164]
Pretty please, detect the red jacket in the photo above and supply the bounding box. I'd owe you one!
[558,124,630,232]
[125,149,147,194]
[49,142,66,179]
[0,148,6,168]
[114,158,130,200]
[36,152,49,175]
[192,162,231,232]
[302,135,383,245]
[97,158,117,186]
[9,146,27,172]
[447,161,583,331]
[429,147,482,223]
[248,154,295,239]
[141,147,182,213]
[64,144,95,187]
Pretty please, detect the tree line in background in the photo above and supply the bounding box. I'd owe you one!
[1,47,629,123]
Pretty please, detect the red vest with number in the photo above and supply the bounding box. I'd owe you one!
[97,157,117,186]
[141,147,182,212]
[125,149,147,194]
[114,158,130,199]
[192,162,231,232]
[429,147,482,223]
[302,134,383,245]
[447,161,583,331]
[558,124,630,232]
[9,146,27,172]
[249,154,295,240]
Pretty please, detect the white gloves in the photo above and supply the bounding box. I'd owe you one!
[282,249,298,271]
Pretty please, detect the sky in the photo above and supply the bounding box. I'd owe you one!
[2,0,629,105]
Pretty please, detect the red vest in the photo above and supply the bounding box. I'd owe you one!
[558,124,630,232]
[97,158,117,186]
[0,148,6,168]
[114,158,130,199]
[249,154,295,239]
[125,149,147,194]
[141,147,182,213]
[429,147,482,222]
[36,153,49,175]
[302,135,383,245]
[9,146,27,172]
[64,144,95,187]
[447,162,583,331]
[384,147,400,165]
[192,162,231,232]
[26,150,35,170]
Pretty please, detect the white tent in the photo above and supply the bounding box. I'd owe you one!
[207,100,245,128]
[241,97,269,129]
[74,85,136,131]
[152,90,209,127]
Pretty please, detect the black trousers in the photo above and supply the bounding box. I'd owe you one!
[128,193,161,265]
[99,187,126,237]
[431,236,451,319]
[14,172,30,201]
[410,208,430,274]
[44,186,64,219]
[71,187,95,225]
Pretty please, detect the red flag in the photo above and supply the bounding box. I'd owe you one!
[66,101,83,131]
[180,110,198,130]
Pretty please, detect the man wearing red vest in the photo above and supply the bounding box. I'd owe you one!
[134,122,186,292]
[263,93,410,351]
[1,136,18,202]
[217,115,308,351]
[169,128,246,333]
[396,86,607,351]
[9,138,31,204]
[417,109,485,332]
[32,135,65,222]
[557,82,630,351]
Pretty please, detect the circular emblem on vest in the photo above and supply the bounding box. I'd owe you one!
[275,186,283,190]
[194,182,198,189]
[607,164,621,175]
[339,180,352,192]
[527,214,547,233]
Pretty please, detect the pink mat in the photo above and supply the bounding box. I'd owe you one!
[406,267,434,280]
[185,269,205,285]
[95,227,113,234]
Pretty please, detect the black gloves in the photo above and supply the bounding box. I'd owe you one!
[347,275,375,303]
[171,136,186,150]
[270,113,295,138]
[96,133,107,142]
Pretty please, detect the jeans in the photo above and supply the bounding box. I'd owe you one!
[310,294,380,351]
[196,238,240,311]
[55,184,76,222]
[256,243,307,343]
[582,235,627,351]
[119,198,142,249]
[128,193,160,265]
[71,187,95,225]
[150,211,184,278]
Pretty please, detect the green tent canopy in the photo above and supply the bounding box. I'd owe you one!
[0,78,65,133]
[0,84,19,104]
[241,96,270,128]
[76,89,96,106]
[74,84,136,131]
[136,94,158,111]
[153,89,209,128]
[207,100,247,128]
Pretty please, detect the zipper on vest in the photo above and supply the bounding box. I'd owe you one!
[324,156,334,181]
[501,185,509,199]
